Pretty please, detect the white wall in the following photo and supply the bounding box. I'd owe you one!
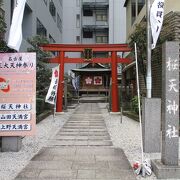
[62,0,81,72]
[109,0,126,44]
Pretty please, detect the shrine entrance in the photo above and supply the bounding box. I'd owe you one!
[41,44,131,113]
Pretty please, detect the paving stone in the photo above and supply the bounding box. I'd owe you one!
[74,140,88,146]
[16,169,41,178]
[48,140,75,146]
[108,161,132,170]
[77,170,95,179]
[53,155,95,162]
[88,140,112,146]
[95,169,136,179]
[25,160,73,170]
[55,135,76,140]
[88,136,110,140]
[75,136,88,140]
[58,132,79,135]
[31,153,54,161]
[76,147,118,155]
[95,155,126,161]
[40,147,76,156]
[39,170,77,178]
[72,161,109,170]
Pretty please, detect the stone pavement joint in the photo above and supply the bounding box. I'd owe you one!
[15,103,136,179]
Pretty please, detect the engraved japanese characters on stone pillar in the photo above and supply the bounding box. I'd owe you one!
[161,41,179,165]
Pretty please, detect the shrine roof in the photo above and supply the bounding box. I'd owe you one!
[72,68,111,72]
[71,63,111,72]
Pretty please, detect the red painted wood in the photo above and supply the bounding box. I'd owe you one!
[56,51,64,113]
[41,44,131,52]
[40,44,132,113]
[49,57,132,64]
[111,51,119,112]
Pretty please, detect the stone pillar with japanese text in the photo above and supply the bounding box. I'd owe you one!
[161,41,179,165]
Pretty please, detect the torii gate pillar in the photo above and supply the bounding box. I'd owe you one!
[111,51,119,112]
[56,51,64,113]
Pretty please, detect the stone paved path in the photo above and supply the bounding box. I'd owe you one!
[15,103,136,180]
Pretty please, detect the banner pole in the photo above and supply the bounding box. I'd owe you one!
[135,43,144,163]
[146,0,152,98]
[53,96,57,122]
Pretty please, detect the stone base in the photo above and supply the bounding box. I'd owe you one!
[142,98,161,153]
[1,137,22,152]
[110,112,121,115]
[152,159,180,179]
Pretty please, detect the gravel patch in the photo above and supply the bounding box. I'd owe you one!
[0,109,74,180]
[99,103,180,180]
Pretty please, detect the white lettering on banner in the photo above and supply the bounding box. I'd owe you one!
[150,0,165,49]
[45,66,59,105]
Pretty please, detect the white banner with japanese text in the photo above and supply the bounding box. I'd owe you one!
[45,65,59,105]
[0,53,36,136]
[150,0,165,49]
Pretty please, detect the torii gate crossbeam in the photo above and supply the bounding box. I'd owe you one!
[41,44,131,113]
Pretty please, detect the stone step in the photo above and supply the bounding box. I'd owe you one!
[60,129,107,132]
[54,135,110,140]
[63,126,106,129]
[48,140,112,146]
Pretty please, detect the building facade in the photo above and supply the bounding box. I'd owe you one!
[124,0,180,42]
[124,0,180,98]
[62,0,126,71]
[63,0,126,45]
[2,0,63,51]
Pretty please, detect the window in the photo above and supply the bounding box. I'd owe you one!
[76,36,80,44]
[83,9,93,16]
[36,18,47,37]
[76,14,80,28]
[96,14,107,21]
[49,1,56,21]
[131,0,145,25]
[57,13,62,33]
[83,31,93,38]
[96,36,108,43]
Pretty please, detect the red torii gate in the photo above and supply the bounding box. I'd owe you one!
[41,44,131,113]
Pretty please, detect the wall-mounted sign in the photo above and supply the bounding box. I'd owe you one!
[83,48,93,61]
[94,76,102,85]
[0,53,36,136]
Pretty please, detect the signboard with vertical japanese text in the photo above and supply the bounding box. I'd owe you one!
[161,42,179,165]
[0,53,36,136]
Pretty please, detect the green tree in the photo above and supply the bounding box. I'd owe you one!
[129,22,147,85]
[27,35,52,97]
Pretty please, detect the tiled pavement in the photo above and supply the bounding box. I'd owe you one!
[15,103,136,180]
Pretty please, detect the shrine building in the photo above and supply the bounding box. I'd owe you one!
[71,63,111,96]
